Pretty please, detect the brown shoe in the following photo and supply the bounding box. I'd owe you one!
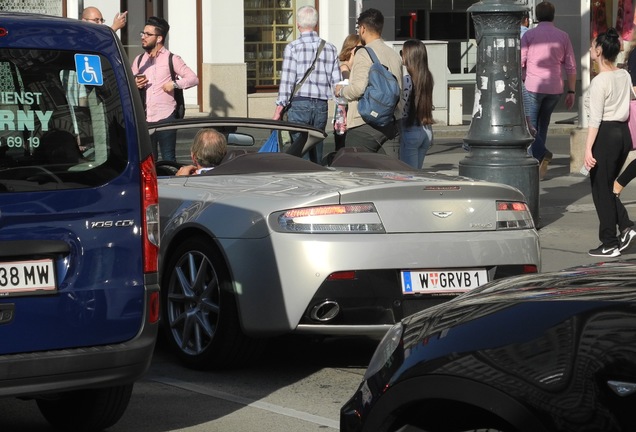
[539,151,553,180]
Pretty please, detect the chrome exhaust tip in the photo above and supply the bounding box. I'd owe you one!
[310,300,340,322]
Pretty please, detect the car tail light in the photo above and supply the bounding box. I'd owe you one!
[496,201,534,230]
[141,155,159,273]
[275,204,385,233]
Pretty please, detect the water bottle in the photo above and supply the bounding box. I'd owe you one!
[334,80,348,135]
[334,104,346,135]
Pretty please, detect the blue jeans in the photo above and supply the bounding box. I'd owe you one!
[151,111,178,162]
[400,121,432,168]
[287,98,328,163]
[523,89,560,161]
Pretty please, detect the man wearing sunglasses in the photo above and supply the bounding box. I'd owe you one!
[132,16,199,162]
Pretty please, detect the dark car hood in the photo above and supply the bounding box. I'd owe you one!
[400,260,636,354]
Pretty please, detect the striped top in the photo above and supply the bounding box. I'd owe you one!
[276,31,341,106]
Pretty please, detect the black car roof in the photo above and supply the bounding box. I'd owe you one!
[203,152,329,175]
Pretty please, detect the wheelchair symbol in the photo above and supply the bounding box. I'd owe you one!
[81,57,98,83]
[74,54,103,86]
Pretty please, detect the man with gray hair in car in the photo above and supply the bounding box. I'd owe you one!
[176,129,228,176]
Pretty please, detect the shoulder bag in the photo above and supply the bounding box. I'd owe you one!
[136,53,185,119]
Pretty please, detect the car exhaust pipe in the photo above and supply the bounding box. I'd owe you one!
[310,300,340,322]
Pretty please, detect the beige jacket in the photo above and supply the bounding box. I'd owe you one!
[341,38,403,129]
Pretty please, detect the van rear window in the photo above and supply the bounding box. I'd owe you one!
[0,49,127,192]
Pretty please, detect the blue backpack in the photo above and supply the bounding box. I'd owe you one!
[357,47,400,128]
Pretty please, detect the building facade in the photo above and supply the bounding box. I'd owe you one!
[5,0,631,122]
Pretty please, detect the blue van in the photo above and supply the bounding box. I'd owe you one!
[0,13,160,431]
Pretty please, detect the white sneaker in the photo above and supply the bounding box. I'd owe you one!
[588,245,620,258]
[619,228,636,252]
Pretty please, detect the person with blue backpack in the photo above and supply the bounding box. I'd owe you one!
[335,8,403,153]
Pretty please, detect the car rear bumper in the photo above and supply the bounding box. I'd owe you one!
[0,286,159,398]
[294,265,534,336]
[221,230,540,336]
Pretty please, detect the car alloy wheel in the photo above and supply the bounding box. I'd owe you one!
[165,240,221,358]
[162,237,263,369]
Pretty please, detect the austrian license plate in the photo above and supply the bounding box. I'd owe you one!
[0,259,56,296]
[401,269,488,295]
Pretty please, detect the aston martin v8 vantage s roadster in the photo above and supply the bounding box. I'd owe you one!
[151,118,540,369]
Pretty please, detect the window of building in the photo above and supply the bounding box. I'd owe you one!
[244,0,296,93]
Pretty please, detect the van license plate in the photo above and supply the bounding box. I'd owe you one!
[401,269,487,295]
[0,259,56,296]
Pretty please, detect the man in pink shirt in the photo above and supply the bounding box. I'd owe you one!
[521,1,577,180]
[133,16,198,161]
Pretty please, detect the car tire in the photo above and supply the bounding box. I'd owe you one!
[36,384,133,432]
[162,236,264,369]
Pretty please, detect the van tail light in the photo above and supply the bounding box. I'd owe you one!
[141,155,159,273]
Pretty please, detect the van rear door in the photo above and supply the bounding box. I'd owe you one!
[0,19,154,354]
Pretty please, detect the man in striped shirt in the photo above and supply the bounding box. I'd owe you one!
[273,6,341,163]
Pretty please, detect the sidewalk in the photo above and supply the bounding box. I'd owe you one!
[428,111,636,273]
[433,111,578,138]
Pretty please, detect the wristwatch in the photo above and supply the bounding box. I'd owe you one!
[567,90,575,94]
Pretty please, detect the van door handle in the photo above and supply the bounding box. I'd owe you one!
[0,240,70,258]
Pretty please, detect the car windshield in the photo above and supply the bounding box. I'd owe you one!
[0,49,127,192]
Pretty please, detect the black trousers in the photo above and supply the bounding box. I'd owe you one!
[590,121,634,247]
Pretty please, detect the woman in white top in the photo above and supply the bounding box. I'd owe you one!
[399,39,434,169]
[584,27,636,257]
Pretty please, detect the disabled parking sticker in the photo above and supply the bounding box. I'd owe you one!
[74,54,103,86]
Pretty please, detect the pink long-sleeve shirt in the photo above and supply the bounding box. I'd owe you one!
[521,22,577,95]
[132,47,199,122]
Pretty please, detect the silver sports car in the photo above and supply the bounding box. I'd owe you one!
[152,118,540,369]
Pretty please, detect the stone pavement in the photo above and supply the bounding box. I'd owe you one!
[429,112,636,273]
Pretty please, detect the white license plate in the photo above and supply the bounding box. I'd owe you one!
[401,269,488,295]
[0,259,56,296]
